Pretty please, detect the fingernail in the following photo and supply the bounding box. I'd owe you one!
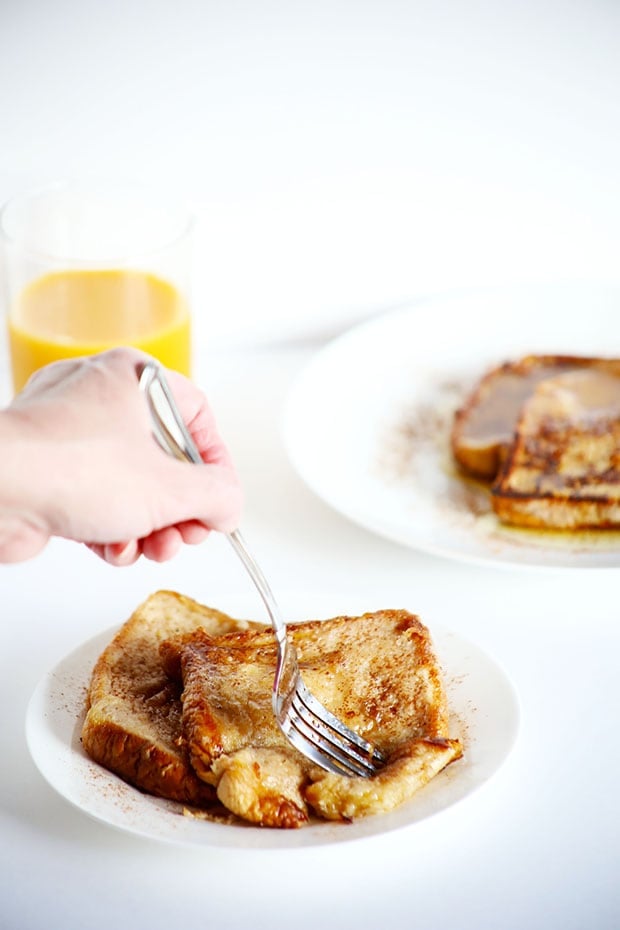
[104,541,136,564]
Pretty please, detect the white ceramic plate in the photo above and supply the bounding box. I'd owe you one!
[25,604,519,850]
[283,283,620,569]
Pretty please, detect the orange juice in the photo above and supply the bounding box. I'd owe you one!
[7,269,191,393]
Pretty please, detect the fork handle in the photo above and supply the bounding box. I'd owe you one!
[226,530,287,647]
[138,361,288,647]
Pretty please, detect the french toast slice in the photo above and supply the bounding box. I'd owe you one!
[81,590,259,806]
[451,355,620,481]
[161,610,462,828]
[491,369,620,528]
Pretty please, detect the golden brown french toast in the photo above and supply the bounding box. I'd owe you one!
[81,590,259,806]
[491,369,620,529]
[452,355,620,482]
[161,610,462,828]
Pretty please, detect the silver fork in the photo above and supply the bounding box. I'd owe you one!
[139,361,385,778]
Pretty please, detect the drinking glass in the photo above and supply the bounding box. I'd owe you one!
[0,181,194,393]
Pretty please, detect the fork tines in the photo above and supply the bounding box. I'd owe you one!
[283,676,386,778]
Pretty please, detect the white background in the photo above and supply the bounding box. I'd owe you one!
[1,0,620,347]
[1,3,620,929]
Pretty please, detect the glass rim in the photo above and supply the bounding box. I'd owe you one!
[0,180,195,267]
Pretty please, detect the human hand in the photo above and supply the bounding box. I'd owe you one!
[0,348,242,564]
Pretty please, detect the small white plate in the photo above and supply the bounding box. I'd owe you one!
[283,283,620,569]
[26,605,519,850]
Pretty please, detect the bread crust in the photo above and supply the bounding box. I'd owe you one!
[81,590,257,805]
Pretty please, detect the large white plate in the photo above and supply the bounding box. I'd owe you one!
[25,602,519,850]
[283,282,620,569]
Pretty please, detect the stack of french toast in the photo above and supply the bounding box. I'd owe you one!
[451,354,620,529]
[82,590,462,829]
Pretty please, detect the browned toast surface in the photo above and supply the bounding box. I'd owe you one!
[81,590,258,806]
[452,355,620,481]
[162,610,462,827]
[491,369,620,528]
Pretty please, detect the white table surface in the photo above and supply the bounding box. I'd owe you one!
[1,344,619,930]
